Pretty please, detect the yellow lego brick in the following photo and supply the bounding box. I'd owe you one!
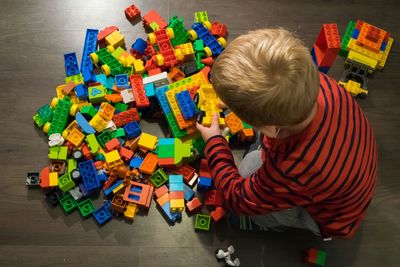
[112,183,125,195]
[338,80,368,97]
[179,43,195,61]
[62,120,79,139]
[89,114,108,132]
[105,31,125,48]
[347,50,378,71]
[347,38,382,61]
[138,133,158,151]
[98,102,115,121]
[133,59,145,74]
[49,172,59,187]
[67,128,85,147]
[105,150,123,168]
[170,199,185,212]
[377,37,393,70]
[55,85,66,99]
[124,203,138,222]
[118,51,135,67]
[65,73,84,85]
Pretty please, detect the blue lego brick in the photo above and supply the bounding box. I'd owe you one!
[318,66,330,74]
[197,176,212,191]
[175,90,198,119]
[169,174,183,184]
[115,74,130,89]
[131,38,147,54]
[78,160,101,192]
[158,138,175,146]
[191,23,224,56]
[183,183,195,201]
[351,29,360,40]
[106,77,115,90]
[64,52,80,77]
[155,86,172,113]
[93,205,112,225]
[380,40,387,51]
[144,83,155,97]
[76,112,96,134]
[103,179,124,199]
[97,171,108,183]
[75,84,88,100]
[80,29,98,73]
[95,74,108,86]
[123,121,142,138]
[78,183,90,197]
[130,157,144,169]
[82,69,95,83]
[169,182,184,192]
[160,201,181,224]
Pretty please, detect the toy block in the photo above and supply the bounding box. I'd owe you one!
[149,168,168,187]
[78,160,101,192]
[155,185,169,199]
[77,199,95,218]
[130,74,150,108]
[205,189,223,206]
[197,177,212,191]
[81,143,92,160]
[115,74,130,89]
[48,172,59,187]
[98,102,115,121]
[58,173,76,192]
[69,186,83,201]
[67,128,85,147]
[124,203,138,222]
[144,83,155,98]
[143,71,170,88]
[194,11,208,23]
[312,24,341,69]
[170,164,196,184]
[75,84,88,100]
[130,156,144,168]
[304,248,327,266]
[340,21,355,56]
[76,112,96,134]
[111,195,126,213]
[131,38,147,54]
[142,10,168,29]
[176,90,198,119]
[170,199,184,212]
[105,30,125,49]
[211,22,228,38]
[97,130,112,148]
[189,23,225,57]
[169,191,185,200]
[356,23,386,53]
[105,138,120,151]
[199,158,211,178]
[183,183,195,201]
[160,200,182,224]
[168,67,185,82]
[210,207,225,222]
[139,153,158,174]
[186,197,202,213]
[138,133,158,151]
[177,43,195,61]
[85,134,99,154]
[195,214,211,231]
[64,52,80,77]
[156,191,170,206]
[98,25,119,46]
[225,112,244,135]
[62,81,75,95]
[112,108,140,127]
[377,37,393,70]
[45,189,63,206]
[119,147,134,161]
[125,4,141,21]
[65,73,84,85]
[46,98,72,136]
[93,205,112,225]
[60,192,78,214]
[168,16,189,46]
[347,50,378,70]
[89,114,108,132]
[49,160,67,175]
[123,181,153,208]
[26,172,40,187]
[81,29,98,73]
[104,179,124,199]
[105,150,123,168]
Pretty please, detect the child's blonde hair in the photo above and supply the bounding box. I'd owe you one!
[212,28,320,127]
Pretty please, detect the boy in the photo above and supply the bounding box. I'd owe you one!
[196,29,377,239]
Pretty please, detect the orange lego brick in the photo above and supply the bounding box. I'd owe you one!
[94,161,104,170]
[156,192,170,206]
[210,206,225,222]
[119,147,133,161]
[105,138,121,151]
[186,197,202,213]
[123,181,153,208]
[98,102,115,121]
[168,67,185,82]
[154,185,169,198]
[356,22,386,53]
[62,81,75,95]
[105,94,123,103]
[225,112,244,135]
[169,191,184,200]
[67,128,85,147]
[39,166,50,188]
[124,137,140,152]
[139,153,158,174]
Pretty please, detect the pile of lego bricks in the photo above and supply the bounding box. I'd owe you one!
[27,5,255,230]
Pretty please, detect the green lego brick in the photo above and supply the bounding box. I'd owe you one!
[58,146,68,160]
[111,47,125,58]
[67,158,77,173]
[340,20,356,57]
[95,48,124,75]
[242,121,252,129]
[48,146,60,159]
[86,133,100,154]
[48,98,72,136]
[194,11,208,23]
[165,112,187,138]
[60,193,78,214]
[65,73,84,84]
[123,66,134,75]
[97,130,113,148]
[149,22,160,32]
[157,143,175,158]
[174,140,192,164]
[37,104,54,123]
[58,173,76,192]
[78,199,95,218]
[193,40,205,52]
[111,128,125,139]
[88,85,107,104]
[114,103,128,112]
[168,16,189,46]
[149,168,169,187]
[192,135,206,157]
[195,214,211,230]
[315,250,327,266]
[33,113,45,127]
[196,52,206,70]
[80,105,97,118]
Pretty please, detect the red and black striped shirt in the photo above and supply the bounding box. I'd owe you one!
[204,73,378,239]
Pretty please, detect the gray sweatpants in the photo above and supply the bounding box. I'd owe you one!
[237,150,321,236]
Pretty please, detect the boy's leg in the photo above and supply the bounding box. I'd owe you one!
[236,150,320,236]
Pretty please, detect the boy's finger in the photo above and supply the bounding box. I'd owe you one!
[217,101,227,109]
[211,113,220,129]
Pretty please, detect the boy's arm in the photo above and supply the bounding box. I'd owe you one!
[198,114,312,215]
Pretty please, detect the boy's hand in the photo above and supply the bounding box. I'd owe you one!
[196,113,222,142]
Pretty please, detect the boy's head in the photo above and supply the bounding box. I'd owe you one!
[212,28,319,127]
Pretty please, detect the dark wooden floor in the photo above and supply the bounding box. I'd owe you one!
[1,0,399,266]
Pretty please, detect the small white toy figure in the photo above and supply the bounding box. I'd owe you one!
[215,245,240,267]
[48,133,65,147]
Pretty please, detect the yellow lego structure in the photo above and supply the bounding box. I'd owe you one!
[195,84,225,127]
[138,133,158,151]
[105,30,125,50]
[89,114,108,132]
[338,80,368,97]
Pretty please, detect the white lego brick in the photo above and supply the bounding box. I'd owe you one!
[143,71,171,88]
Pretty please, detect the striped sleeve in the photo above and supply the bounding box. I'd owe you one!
[204,135,313,215]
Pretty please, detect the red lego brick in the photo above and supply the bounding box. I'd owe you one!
[205,189,223,206]
[154,185,169,198]
[39,166,50,188]
[81,143,92,160]
[144,42,156,58]
[103,173,118,190]
[124,4,141,21]
[98,26,119,46]
[210,206,225,222]
[153,29,178,68]
[355,20,363,30]
[105,138,121,151]
[199,159,211,178]
[169,191,184,200]
[119,147,133,161]
[313,24,340,68]
[148,68,162,76]
[170,164,196,183]
[211,22,228,38]
[144,56,158,71]
[142,10,168,29]
[200,57,214,66]
[186,197,202,213]
[112,108,140,127]
[129,74,150,108]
